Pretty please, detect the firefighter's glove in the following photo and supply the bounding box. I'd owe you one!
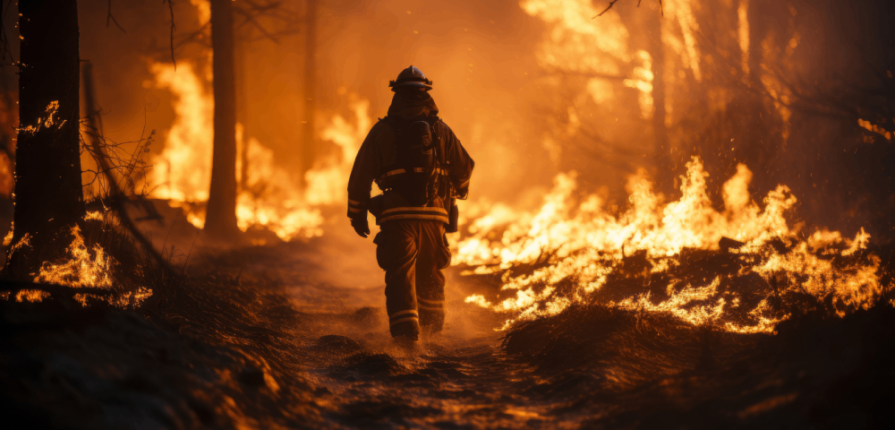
[351,215,371,238]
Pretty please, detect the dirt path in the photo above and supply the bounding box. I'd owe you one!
[209,228,567,428]
[129,204,572,427]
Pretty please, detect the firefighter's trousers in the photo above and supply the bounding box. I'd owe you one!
[374,220,451,338]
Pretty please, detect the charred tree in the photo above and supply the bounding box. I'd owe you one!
[205,0,240,238]
[5,0,85,279]
[300,0,317,188]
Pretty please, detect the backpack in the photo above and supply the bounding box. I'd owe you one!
[377,115,445,206]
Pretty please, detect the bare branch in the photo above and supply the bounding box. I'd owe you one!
[233,0,300,43]
[594,0,660,18]
[164,0,176,68]
[106,0,127,33]
[594,0,622,18]
[234,6,281,44]
[170,0,299,51]
[0,280,117,296]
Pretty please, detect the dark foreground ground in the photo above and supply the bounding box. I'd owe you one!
[1,236,894,429]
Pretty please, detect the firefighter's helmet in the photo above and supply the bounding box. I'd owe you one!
[389,65,433,91]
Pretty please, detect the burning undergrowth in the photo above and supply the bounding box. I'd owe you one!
[3,210,159,308]
[457,157,892,334]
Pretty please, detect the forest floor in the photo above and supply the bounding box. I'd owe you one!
[0,204,894,429]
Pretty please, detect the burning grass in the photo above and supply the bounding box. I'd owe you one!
[458,157,892,333]
[2,210,161,308]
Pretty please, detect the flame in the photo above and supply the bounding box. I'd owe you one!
[613,277,726,327]
[35,225,114,289]
[22,220,153,308]
[310,97,373,205]
[235,123,326,240]
[148,62,213,204]
[146,61,370,240]
[16,289,50,303]
[453,0,886,333]
[521,0,630,106]
[455,158,795,267]
[458,158,884,332]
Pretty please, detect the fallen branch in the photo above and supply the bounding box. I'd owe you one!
[0,279,116,296]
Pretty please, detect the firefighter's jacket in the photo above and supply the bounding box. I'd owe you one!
[347,91,474,225]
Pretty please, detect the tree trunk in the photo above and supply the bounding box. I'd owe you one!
[236,37,249,194]
[5,0,85,279]
[205,0,240,238]
[300,0,317,188]
[645,9,670,193]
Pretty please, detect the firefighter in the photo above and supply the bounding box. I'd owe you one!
[347,66,475,342]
